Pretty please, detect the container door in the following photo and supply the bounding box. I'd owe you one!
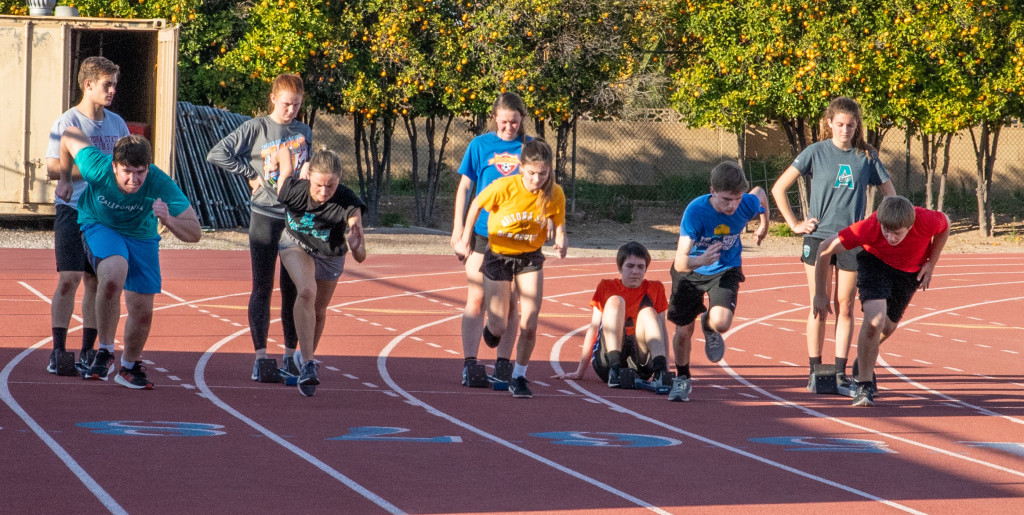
[154,24,178,178]
[0,19,69,211]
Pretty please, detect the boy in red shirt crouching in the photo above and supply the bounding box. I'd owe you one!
[813,196,949,407]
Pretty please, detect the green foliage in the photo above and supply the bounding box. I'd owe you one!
[380,211,409,227]
[768,222,797,237]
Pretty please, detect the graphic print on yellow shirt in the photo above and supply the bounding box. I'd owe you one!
[476,175,566,255]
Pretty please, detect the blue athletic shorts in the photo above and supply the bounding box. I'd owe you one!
[81,223,162,294]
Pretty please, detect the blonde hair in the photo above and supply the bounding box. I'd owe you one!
[267,73,304,113]
[820,97,875,158]
[520,138,555,217]
[307,150,343,179]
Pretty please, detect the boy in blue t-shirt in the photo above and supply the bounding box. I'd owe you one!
[666,161,768,402]
[58,126,201,390]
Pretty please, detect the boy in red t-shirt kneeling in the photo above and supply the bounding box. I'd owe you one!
[813,196,950,407]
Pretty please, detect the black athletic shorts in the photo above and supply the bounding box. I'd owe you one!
[666,267,744,327]
[54,204,93,274]
[801,236,860,271]
[481,248,544,282]
[857,251,920,323]
[471,233,489,255]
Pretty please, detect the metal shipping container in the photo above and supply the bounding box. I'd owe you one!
[0,14,178,216]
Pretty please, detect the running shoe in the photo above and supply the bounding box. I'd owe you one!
[482,326,500,349]
[298,360,320,397]
[668,376,692,402]
[46,349,57,374]
[115,362,154,390]
[607,367,622,388]
[701,312,725,363]
[84,349,114,381]
[852,383,875,407]
[509,376,533,398]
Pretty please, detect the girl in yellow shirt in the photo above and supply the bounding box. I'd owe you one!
[457,138,568,398]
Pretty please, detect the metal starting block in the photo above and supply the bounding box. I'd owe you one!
[635,371,674,395]
[55,350,78,376]
[255,358,282,383]
[810,364,856,398]
[464,363,489,388]
[487,375,509,391]
[618,368,638,389]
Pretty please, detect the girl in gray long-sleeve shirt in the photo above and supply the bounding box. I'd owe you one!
[207,73,313,381]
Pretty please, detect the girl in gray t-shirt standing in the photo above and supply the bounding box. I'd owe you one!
[207,73,313,382]
[770,97,896,390]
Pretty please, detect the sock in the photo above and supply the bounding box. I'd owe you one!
[607,350,623,370]
[52,327,68,352]
[676,365,691,379]
[81,328,98,352]
[120,357,135,369]
[464,357,477,367]
[835,357,848,375]
[512,363,528,379]
[809,356,822,373]
[99,343,115,353]
[652,355,668,373]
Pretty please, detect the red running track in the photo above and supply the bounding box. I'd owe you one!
[2,248,1023,514]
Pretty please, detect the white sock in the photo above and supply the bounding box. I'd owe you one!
[121,357,134,368]
[99,343,115,353]
[292,349,304,366]
[512,363,528,379]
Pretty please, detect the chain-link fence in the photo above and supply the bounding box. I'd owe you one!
[314,111,1024,228]
[176,101,1024,230]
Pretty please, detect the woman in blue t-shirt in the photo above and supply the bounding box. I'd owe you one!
[450,93,529,386]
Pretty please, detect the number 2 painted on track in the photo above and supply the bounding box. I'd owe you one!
[750,436,895,454]
[76,421,226,437]
[328,426,462,443]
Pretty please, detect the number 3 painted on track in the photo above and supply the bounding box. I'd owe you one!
[531,431,681,448]
[749,436,895,454]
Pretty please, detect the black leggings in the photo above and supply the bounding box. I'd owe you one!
[248,211,298,352]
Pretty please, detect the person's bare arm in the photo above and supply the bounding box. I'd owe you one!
[452,175,475,253]
[917,215,950,290]
[348,210,367,263]
[153,202,202,243]
[554,307,602,380]
[672,236,721,274]
[749,186,770,246]
[812,235,847,318]
[770,166,818,234]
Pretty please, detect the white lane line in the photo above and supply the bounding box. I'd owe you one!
[379,316,672,515]
[547,321,923,514]
[194,328,403,515]
[12,282,127,514]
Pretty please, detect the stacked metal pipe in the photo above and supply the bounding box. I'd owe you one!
[173,102,253,229]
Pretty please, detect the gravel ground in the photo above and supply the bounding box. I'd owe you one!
[2,210,1021,258]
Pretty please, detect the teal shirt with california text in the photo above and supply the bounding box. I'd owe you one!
[74,146,191,240]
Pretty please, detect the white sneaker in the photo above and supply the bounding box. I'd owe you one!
[668,376,691,402]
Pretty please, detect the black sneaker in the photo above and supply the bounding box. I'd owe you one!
[115,362,154,390]
[84,349,114,381]
[607,367,622,388]
[482,326,500,349]
[836,373,853,389]
[298,360,320,397]
[280,355,301,377]
[701,312,725,363]
[46,349,57,374]
[852,383,875,407]
[509,376,532,398]
[77,349,96,375]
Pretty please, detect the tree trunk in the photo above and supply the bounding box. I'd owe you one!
[402,114,423,224]
[736,128,746,170]
[779,117,811,219]
[937,133,952,213]
[968,122,1001,237]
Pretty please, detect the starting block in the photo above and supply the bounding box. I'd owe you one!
[55,350,78,377]
[76,349,96,376]
[809,364,856,398]
[255,358,282,383]
[281,375,298,386]
[635,371,674,395]
[617,368,638,389]
[487,375,509,391]
[487,361,513,391]
[464,363,489,388]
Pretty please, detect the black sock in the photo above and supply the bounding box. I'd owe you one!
[676,365,691,379]
[652,355,668,373]
[809,356,822,373]
[607,350,622,370]
[81,328,98,352]
[835,357,847,374]
[52,327,68,352]
[464,357,477,367]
